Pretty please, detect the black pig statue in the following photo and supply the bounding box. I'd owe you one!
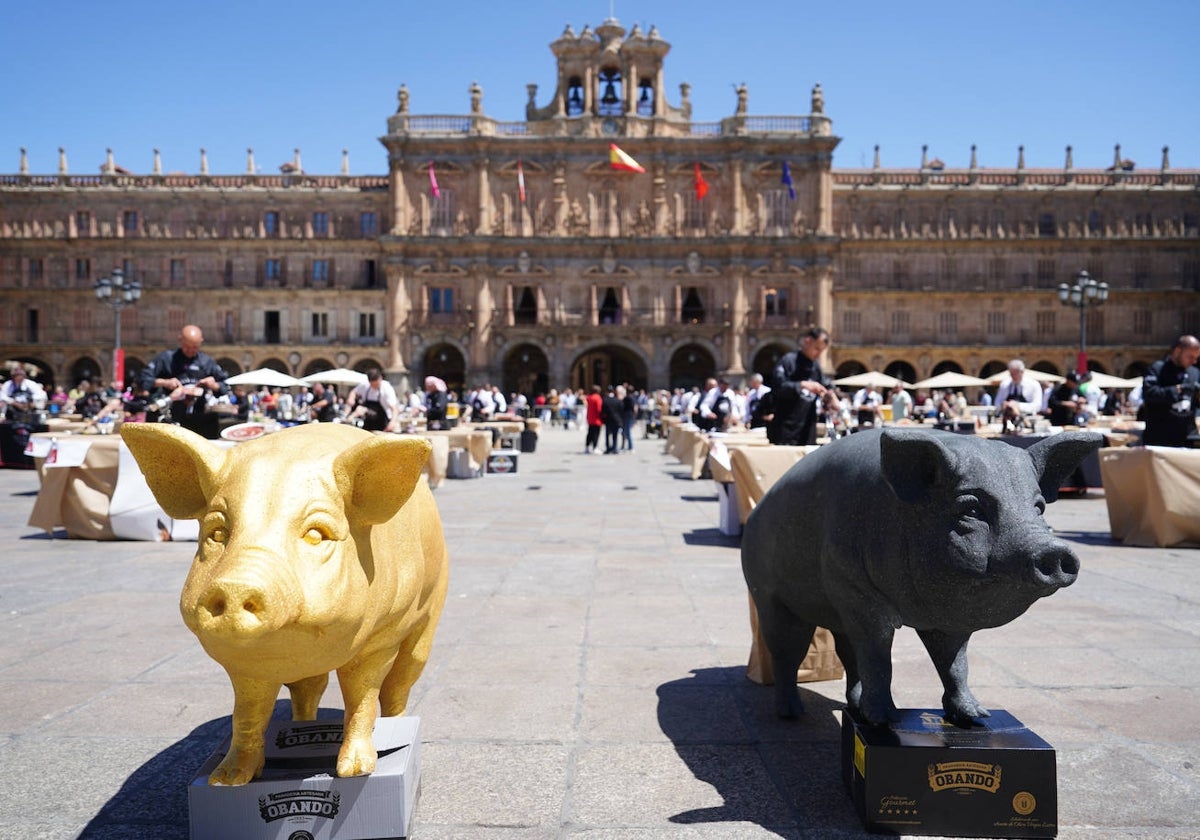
[742,427,1103,726]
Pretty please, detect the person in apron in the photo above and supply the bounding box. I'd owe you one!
[347,368,399,433]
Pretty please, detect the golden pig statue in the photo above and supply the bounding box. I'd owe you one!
[120,422,448,785]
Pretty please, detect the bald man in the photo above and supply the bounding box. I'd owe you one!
[1142,334,1200,447]
[141,324,228,437]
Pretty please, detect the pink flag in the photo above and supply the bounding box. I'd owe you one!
[517,160,526,203]
[428,161,440,198]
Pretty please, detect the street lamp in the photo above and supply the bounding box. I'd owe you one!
[1058,269,1108,374]
[94,268,142,390]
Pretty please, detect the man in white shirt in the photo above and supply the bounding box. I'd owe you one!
[745,373,772,428]
[345,367,400,432]
[852,385,883,427]
[1,368,46,410]
[695,377,721,430]
[994,359,1041,433]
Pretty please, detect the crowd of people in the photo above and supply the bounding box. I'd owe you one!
[5,327,1198,449]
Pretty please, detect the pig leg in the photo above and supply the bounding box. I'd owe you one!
[845,624,899,725]
[335,649,399,777]
[209,677,280,785]
[917,629,989,723]
[380,613,438,716]
[755,601,816,718]
[832,632,862,709]
[286,673,330,721]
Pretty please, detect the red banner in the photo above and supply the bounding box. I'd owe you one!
[113,347,125,391]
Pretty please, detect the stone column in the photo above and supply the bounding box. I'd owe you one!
[385,263,410,390]
[723,265,748,380]
[815,263,834,367]
[389,156,406,235]
[476,158,490,235]
[730,158,745,234]
[470,263,495,381]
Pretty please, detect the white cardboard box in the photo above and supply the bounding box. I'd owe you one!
[189,716,420,840]
[716,481,742,536]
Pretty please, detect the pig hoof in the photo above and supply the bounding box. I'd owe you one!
[944,696,990,724]
[208,751,264,786]
[857,696,900,726]
[774,683,805,718]
[337,740,378,777]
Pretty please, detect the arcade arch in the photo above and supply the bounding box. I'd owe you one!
[572,343,648,392]
[668,343,715,390]
[422,344,467,395]
[502,343,549,399]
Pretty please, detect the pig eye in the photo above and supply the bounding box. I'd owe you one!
[303,527,331,546]
[955,496,985,521]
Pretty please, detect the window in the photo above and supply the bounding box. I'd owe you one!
[941,258,957,285]
[987,312,1006,336]
[682,192,704,231]
[431,190,454,234]
[312,212,329,235]
[892,260,910,289]
[170,258,186,286]
[636,78,655,117]
[988,258,1006,288]
[167,308,186,334]
[938,311,958,342]
[1036,259,1056,288]
[765,287,788,318]
[842,257,862,286]
[363,259,378,288]
[1036,311,1056,339]
[1088,210,1104,235]
[75,211,91,236]
[264,211,280,237]
[28,258,43,282]
[73,308,92,333]
[680,287,705,324]
[359,312,377,339]
[265,310,281,343]
[123,210,138,234]
[75,258,90,280]
[360,212,377,237]
[428,287,454,313]
[311,312,329,338]
[764,189,790,230]
[223,259,234,288]
[1133,256,1149,288]
[1133,310,1152,334]
[1037,213,1057,238]
[121,258,135,280]
[597,67,622,117]
[842,310,862,337]
[566,77,584,116]
[1184,260,1200,291]
[27,308,39,343]
[890,311,910,336]
[513,286,537,325]
[312,259,329,284]
[218,309,237,343]
[598,287,622,325]
[265,259,282,282]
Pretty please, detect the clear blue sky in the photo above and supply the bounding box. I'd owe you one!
[5,0,1196,176]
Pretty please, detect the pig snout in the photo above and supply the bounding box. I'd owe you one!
[1030,542,1080,591]
[190,566,300,637]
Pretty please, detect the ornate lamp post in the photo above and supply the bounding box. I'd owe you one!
[1058,269,1108,374]
[93,268,142,390]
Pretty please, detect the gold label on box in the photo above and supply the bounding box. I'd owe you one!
[854,733,866,777]
[1012,790,1037,815]
[927,760,1002,793]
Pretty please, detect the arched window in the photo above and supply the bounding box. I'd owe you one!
[566,77,584,117]
[597,68,622,116]
[637,78,655,116]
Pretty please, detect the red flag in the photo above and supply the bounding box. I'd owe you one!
[428,161,440,198]
[694,162,709,201]
[609,143,645,173]
[517,160,526,203]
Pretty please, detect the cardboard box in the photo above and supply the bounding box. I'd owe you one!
[189,716,420,840]
[842,708,1056,838]
[486,449,519,475]
[716,482,741,536]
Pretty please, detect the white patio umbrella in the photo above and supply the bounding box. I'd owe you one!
[911,371,989,390]
[983,369,1065,385]
[300,368,368,386]
[833,370,911,389]
[225,368,304,388]
[1083,371,1142,389]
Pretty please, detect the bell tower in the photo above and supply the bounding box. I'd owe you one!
[525,19,688,137]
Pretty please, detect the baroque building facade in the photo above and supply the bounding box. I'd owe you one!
[2,18,1198,396]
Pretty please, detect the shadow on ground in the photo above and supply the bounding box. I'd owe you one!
[78,701,341,839]
[657,666,868,838]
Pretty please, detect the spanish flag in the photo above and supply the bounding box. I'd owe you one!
[609,143,645,174]
[694,162,709,201]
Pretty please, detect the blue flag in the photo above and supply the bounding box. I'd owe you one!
[781,161,796,200]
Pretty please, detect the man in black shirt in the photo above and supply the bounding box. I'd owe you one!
[769,326,836,446]
[140,325,228,437]
[1142,334,1200,447]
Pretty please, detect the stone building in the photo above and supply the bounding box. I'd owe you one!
[2,18,1198,397]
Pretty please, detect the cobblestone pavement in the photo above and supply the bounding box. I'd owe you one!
[1,425,1197,839]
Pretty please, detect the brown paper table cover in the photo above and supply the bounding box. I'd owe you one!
[27,435,122,539]
[1100,446,1200,547]
[728,445,815,524]
[422,429,492,475]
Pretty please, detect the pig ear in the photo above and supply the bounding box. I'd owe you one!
[879,429,957,504]
[333,435,432,525]
[1026,431,1104,503]
[118,423,226,520]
